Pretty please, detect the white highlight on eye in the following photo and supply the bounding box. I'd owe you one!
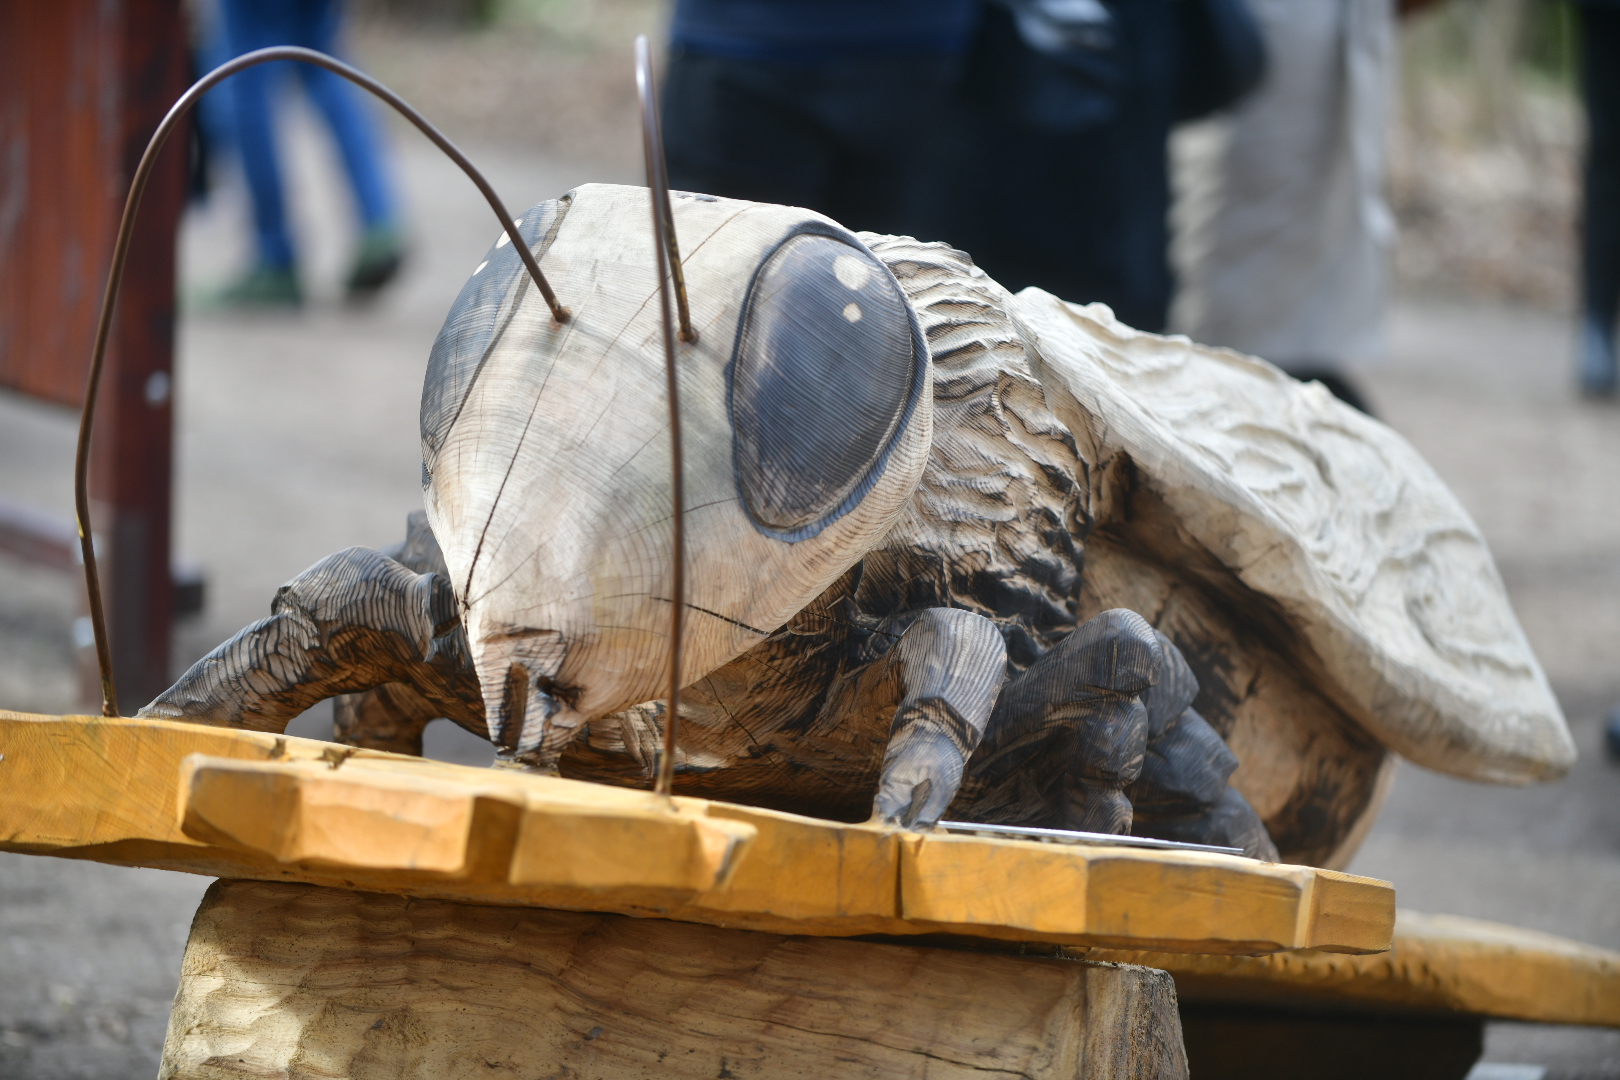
[494,218,522,248]
[473,260,488,275]
[842,302,862,323]
[833,253,871,291]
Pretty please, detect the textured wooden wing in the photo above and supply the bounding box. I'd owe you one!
[1010,291,1572,785]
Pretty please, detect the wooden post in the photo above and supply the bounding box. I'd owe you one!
[0,0,188,711]
[160,879,1191,1080]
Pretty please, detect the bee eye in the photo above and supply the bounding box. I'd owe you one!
[729,228,926,541]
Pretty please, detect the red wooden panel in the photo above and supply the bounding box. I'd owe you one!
[0,1,120,406]
[96,0,188,710]
[0,0,187,709]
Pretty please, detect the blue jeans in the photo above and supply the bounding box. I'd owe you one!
[217,0,397,270]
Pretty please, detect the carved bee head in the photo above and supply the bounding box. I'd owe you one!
[421,183,934,765]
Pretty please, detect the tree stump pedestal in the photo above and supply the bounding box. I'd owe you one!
[158,880,1189,1080]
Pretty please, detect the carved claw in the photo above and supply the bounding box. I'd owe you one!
[960,608,1159,831]
[871,608,1007,829]
[139,543,483,739]
[1129,632,1277,859]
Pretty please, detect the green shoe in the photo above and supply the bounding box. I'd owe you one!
[209,264,302,309]
[346,225,405,300]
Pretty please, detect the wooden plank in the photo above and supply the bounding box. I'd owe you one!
[181,755,491,875]
[0,711,1395,954]
[897,833,1389,954]
[1081,910,1620,1028]
[159,879,1190,1080]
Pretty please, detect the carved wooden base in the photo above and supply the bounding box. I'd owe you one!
[158,880,1189,1080]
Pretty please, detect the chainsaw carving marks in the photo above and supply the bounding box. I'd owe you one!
[563,234,1275,854]
[1077,529,1389,869]
[1016,293,1571,786]
[420,189,935,773]
[142,542,483,742]
[139,185,1570,870]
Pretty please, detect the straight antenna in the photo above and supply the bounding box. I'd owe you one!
[636,35,687,799]
[635,37,695,344]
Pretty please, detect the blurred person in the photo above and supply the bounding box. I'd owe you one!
[660,0,980,236]
[210,0,405,307]
[1577,0,1620,398]
[1173,0,1397,413]
[908,0,1264,332]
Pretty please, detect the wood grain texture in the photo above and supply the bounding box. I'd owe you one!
[1080,910,1620,1028]
[1076,533,1391,869]
[158,879,1190,1080]
[1011,291,1572,784]
[423,186,934,766]
[566,233,1278,856]
[138,185,1565,871]
[140,545,484,736]
[0,711,1396,954]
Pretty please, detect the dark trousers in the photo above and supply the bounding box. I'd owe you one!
[661,48,963,237]
[908,2,1180,331]
[661,3,1179,333]
[1581,6,1620,336]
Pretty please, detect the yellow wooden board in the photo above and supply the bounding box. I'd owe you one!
[0,710,1392,954]
[1081,910,1620,1027]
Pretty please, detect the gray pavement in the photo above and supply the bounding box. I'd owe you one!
[1,108,1618,1076]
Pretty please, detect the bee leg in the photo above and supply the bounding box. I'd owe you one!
[138,539,483,742]
[870,608,1008,829]
[331,682,444,756]
[1129,634,1278,860]
[326,512,489,754]
[964,609,1161,834]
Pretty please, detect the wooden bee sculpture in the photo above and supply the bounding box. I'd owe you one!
[141,184,1574,868]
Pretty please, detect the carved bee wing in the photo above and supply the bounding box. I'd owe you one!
[1011,291,1573,785]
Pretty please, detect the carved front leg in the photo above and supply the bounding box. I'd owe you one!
[870,608,1007,828]
[328,511,489,754]
[332,683,448,755]
[1129,632,1278,859]
[139,546,484,738]
[961,609,1160,834]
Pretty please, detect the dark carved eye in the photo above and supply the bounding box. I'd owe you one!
[730,227,926,541]
[420,198,569,477]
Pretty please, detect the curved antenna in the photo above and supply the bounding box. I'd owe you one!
[636,35,686,799]
[76,45,568,717]
[634,37,695,344]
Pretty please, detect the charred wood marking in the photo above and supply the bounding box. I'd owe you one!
[140,545,483,737]
[870,608,1005,828]
[141,189,1554,871]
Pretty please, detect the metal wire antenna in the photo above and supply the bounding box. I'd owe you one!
[635,37,695,344]
[76,45,567,717]
[636,35,687,799]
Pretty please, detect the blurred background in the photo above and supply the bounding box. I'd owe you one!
[0,0,1615,1076]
